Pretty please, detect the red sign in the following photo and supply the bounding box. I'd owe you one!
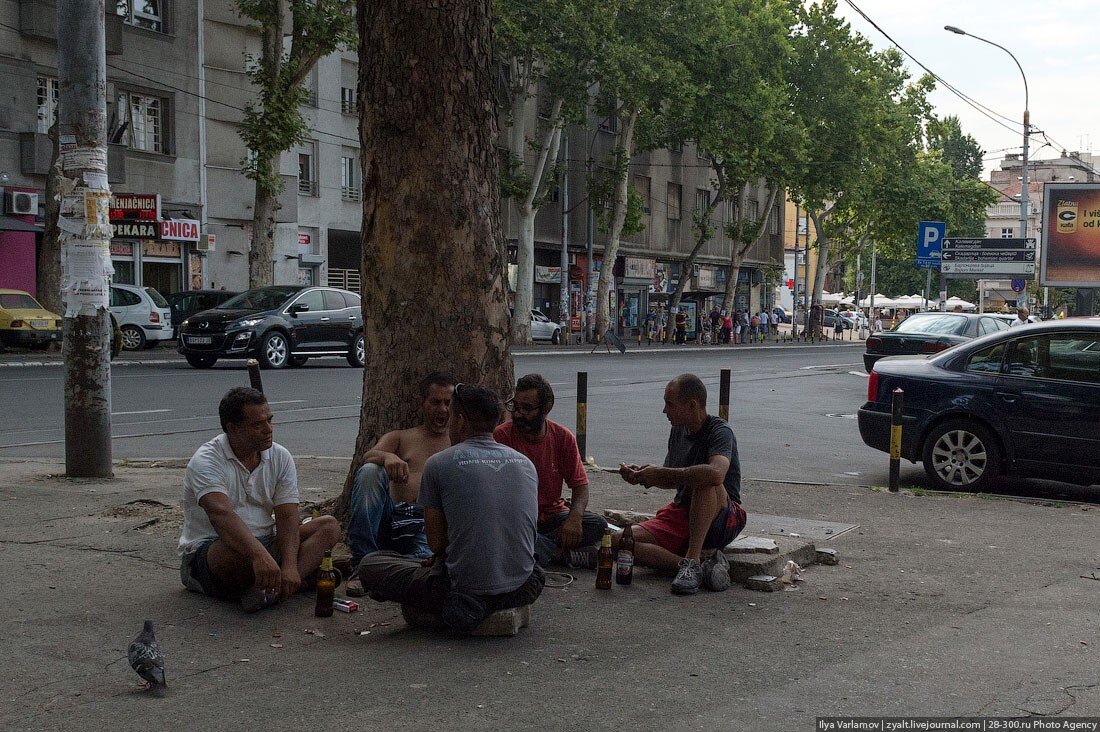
[110,241,134,257]
[298,233,312,247]
[787,278,795,289]
[159,219,200,242]
[109,193,161,221]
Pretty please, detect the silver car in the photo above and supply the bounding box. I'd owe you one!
[530,309,562,344]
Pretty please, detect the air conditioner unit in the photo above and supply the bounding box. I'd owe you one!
[6,191,38,215]
[195,233,216,252]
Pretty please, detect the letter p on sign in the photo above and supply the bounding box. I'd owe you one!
[916,221,946,268]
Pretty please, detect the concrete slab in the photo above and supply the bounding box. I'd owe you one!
[747,513,859,542]
[727,536,780,554]
[471,606,531,637]
[723,535,820,586]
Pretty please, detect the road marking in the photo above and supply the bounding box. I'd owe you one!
[848,371,868,377]
[799,363,859,370]
[112,409,172,416]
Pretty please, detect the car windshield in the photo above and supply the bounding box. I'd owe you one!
[144,287,170,308]
[893,313,967,335]
[217,286,300,311]
[0,293,41,309]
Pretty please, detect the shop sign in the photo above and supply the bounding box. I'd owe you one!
[142,240,182,258]
[112,221,158,239]
[535,266,562,284]
[298,232,313,255]
[109,241,133,257]
[159,219,200,242]
[624,257,655,279]
[109,193,161,221]
[697,267,716,289]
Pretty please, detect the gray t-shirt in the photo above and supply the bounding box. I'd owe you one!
[665,415,742,506]
[419,435,538,595]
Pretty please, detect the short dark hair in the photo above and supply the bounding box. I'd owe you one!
[515,373,554,410]
[418,372,455,399]
[219,387,268,432]
[669,374,707,407]
[452,383,502,432]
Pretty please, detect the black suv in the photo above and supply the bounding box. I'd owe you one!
[164,289,239,338]
[177,285,364,369]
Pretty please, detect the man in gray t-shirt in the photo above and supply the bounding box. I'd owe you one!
[357,384,544,632]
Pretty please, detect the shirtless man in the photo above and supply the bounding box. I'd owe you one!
[346,373,454,587]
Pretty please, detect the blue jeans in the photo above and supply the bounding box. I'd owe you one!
[534,510,608,568]
[347,464,431,567]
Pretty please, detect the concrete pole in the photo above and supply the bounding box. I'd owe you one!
[58,0,113,477]
[559,134,570,346]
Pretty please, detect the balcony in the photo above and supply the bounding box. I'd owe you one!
[19,1,123,55]
[298,178,318,196]
[341,185,361,202]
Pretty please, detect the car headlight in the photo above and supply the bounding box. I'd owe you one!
[234,318,264,328]
[181,319,189,328]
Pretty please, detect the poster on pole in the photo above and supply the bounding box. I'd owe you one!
[1041,182,1100,287]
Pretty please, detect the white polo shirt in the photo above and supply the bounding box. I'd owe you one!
[178,433,299,555]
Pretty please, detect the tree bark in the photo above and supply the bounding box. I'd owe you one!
[665,191,722,343]
[36,123,63,316]
[721,183,780,314]
[248,152,278,288]
[808,208,829,308]
[594,108,638,338]
[338,0,512,523]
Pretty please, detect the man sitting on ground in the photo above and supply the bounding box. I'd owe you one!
[495,373,607,567]
[357,384,544,633]
[178,387,340,612]
[345,373,454,596]
[617,374,747,596]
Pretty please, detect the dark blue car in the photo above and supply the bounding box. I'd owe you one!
[858,318,1100,491]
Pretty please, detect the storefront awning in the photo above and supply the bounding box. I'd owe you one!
[0,216,43,233]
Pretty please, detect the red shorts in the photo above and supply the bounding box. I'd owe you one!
[639,500,747,556]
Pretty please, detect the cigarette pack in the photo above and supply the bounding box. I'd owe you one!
[333,599,359,613]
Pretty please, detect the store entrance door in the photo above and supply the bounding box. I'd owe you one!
[142,261,181,295]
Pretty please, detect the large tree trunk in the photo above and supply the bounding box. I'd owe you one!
[36,124,63,315]
[594,109,638,338]
[338,0,512,523]
[248,154,278,288]
[665,194,722,343]
[721,182,780,315]
[808,209,829,308]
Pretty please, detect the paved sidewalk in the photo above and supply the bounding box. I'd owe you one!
[2,455,1098,730]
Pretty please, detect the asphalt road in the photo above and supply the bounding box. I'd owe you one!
[0,343,918,488]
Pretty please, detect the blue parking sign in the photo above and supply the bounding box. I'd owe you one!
[916,221,945,270]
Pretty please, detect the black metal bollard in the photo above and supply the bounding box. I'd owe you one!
[247,358,263,394]
[719,369,731,422]
[888,387,904,492]
[576,371,588,459]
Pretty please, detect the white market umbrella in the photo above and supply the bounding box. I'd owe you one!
[819,291,845,305]
[861,294,893,308]
[945,296,976,311]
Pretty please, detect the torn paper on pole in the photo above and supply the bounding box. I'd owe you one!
[59,159,113,317]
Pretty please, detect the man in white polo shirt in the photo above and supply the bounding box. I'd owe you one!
[179,387,340,612]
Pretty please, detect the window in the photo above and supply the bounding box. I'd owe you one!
[341,155,360,201]
[966,342,1005,374]
[727,199,737,222]
[669,141,683,154]
[323,290,349,311]
[341,86,357,115]
[695,189,710,215]
[116,0,164,32]
[298,142,317,196]
[666,183,681,221]
[290,289,325,313]
[110,287,141,307]
[117,92,167,153]
[1000,227,1015,238]
[37,77,59,134]
[770,204,780,235]
[633,175,651,215]
[750,199,760,222]
[1006,335,1100,383]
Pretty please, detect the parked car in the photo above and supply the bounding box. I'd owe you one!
[863,312,1014,373]
[0,289,62,351]
[772,306,792,324]
[163,289,239,338]
[109,284,173,350]
[178,285,365,369]
[530,308,562,344]
[821,310,855,331]
[858,318,1100,491]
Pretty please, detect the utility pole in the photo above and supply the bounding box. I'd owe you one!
[585,155,595,343]
[58,0,113,477]
[559,134,570,346]
[792,204,800,338]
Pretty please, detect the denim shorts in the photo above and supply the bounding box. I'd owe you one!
[180,534,279,601]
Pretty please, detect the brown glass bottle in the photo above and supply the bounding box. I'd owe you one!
[615,524,635,585]
[595,529,614,590]
[314,550,337,617]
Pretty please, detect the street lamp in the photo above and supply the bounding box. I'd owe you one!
[944,25,1031,289]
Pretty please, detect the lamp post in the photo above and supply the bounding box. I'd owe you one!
[945,25,1031,301]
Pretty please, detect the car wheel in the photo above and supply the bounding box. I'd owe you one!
[258,331,289,369]
[185,354,218,369]
[550,328,562,345]
[289,355,309,367]
[347,332,365,368]
[120,325,146,351]
[921,419,1001,492]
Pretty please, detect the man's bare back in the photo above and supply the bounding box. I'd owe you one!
[364,425,451,504]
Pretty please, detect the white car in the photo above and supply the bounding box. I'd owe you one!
[530,309,562,344]
[109,284,173,350]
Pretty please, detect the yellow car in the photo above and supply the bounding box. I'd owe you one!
[0,288,62,351]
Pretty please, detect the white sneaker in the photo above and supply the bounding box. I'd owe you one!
[701,549,732,592]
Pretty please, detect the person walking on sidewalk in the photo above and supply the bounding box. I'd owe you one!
[344,373,454,596]
[674,308,687,345]
[709,305,721,345]
[178,387,340,612]
[759,310,770,341]
[356,384,544,633]
[495,374,607,568]
[614,374,747,596]
[720,311,732,344]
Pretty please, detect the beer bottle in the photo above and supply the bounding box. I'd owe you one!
[615,524,635,585]
[595,529,614,590]
[314,550,337,617]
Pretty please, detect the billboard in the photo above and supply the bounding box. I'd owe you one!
[1041,182,1100,287]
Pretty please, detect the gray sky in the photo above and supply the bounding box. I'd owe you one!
[834,0,1097,175]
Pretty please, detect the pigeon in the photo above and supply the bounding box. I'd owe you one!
[128,619,166,690]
